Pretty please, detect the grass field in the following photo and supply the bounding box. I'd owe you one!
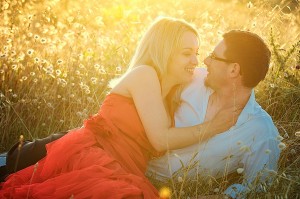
[0,0,299,198]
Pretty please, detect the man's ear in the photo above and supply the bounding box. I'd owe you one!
[229,63,241,78]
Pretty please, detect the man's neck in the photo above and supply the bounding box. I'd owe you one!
[213,86,252,109]
[204,85,252,122]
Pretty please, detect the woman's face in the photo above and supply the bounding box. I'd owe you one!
[167,31,199,84]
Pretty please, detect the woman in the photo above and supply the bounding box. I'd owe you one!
[0,17,235,198]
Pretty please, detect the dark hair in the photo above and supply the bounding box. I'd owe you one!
[223,30,271,88]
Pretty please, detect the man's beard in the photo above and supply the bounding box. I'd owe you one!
[204,77,211,87]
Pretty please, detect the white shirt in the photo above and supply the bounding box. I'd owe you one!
[147,68,280,198]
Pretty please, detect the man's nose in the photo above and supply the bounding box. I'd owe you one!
[203,56,210,66]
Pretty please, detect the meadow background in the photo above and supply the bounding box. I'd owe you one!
[0,0,299,198]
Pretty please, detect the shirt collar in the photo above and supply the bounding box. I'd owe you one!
[205,87,257,127]
[235,90,256,126]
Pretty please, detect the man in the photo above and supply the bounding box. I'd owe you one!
[1,30,280,198]
[147,30,280,198]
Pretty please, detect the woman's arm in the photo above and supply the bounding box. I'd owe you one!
[122,66,237,152]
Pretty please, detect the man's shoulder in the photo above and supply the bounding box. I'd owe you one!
[244,103,279,138]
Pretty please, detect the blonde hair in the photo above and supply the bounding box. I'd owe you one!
[127,16,199,79]
[110,17,199,124]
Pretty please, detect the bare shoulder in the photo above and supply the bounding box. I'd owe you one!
[127,65,158,80]
[125,65,160,87]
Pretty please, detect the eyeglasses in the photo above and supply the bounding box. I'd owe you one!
[208,52,235,63]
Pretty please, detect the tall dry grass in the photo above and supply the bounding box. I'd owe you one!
[0,0,299,198]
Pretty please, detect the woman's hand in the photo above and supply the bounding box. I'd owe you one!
[209,106,243,135]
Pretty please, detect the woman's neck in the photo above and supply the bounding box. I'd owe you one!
[160,76,178,99]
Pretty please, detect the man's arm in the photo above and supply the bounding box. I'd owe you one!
[224,122,280,198]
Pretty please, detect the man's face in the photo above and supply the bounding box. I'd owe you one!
[203,40,233,90]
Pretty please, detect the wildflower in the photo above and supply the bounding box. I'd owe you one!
[67,16,74,23]
[159,187,171,199]
[12,94,17,98]
[91,77,97,84]
[78,53,84,60]
[239,145,251,153]
[265,149,271,154]
[3,45,9,51]
[213,188,220,193]
[56,69,62,76]
[276,135,284,141]
[94,64,100,69]
[76,112,82,117]
[34,57,40,63]
[270,83,275,88]
[0,53,6,58]
[27,49,34,55]
[290,149,296,154]
[177,176,183,183]
[57,59,63,64]
[34,34,40,40]
[61,81,67,87]
[40,38,47,44]
[237,168,244,174]
[85,89,91,94]
[57,95,61,99]
[278,142,286,150]
[247,1,253,8]
[30,72,35,76]
[266,169,277,176]
[116,66,122,72]
[33,78,38,83]
[79,64,85,69]
[0,69,4,74]
[295,131,300,137]
[100,68,106,74]
[70,94,75,98]
[22,76,27,81]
